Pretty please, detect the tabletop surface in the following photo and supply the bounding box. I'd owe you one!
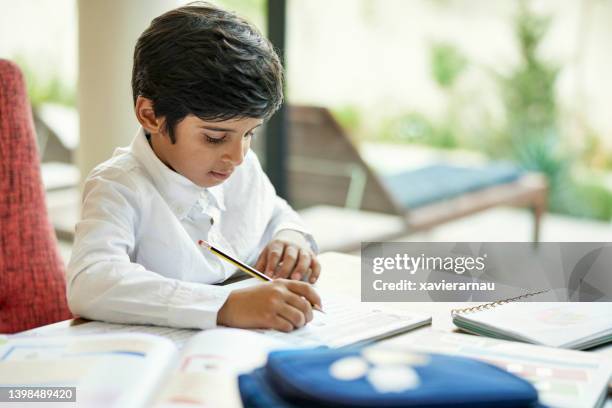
[21,252,612,405]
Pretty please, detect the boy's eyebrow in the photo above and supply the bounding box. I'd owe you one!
[201,123,262,133]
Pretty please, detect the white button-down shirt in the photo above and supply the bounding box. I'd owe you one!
[67,127,315,329]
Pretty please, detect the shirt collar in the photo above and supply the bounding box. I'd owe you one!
[129,127,226,219]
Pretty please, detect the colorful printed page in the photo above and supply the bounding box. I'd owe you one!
[153,328,287,407]
[389,330,612,408]
[0,333,177,407]
[453,302,612,349]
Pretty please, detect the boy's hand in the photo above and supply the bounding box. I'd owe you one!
[217,279,322,332]
[254,230,321,283]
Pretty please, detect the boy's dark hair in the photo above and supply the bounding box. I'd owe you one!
[132,2,283,142]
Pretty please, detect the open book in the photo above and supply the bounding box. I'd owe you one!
[4,327,610,408]
[452,297,612,350]
[0,330,272,407]
[1,306,429,408]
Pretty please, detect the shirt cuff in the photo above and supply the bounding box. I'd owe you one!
[166,282,232,329]
[273,222,320,254]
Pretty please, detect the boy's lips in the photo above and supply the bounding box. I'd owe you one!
[209,170,232,180]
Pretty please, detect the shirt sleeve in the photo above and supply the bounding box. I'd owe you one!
[252,154,319,254]
[66,169,231,330]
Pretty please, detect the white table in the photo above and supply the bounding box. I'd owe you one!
[22,252,612,406]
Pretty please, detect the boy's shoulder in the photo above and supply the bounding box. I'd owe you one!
[84,145,148,192]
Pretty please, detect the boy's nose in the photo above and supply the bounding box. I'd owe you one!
[223,139,246,166]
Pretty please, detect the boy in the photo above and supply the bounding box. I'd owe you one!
[67,2,321,332]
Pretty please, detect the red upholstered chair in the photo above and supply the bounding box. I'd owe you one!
[0,59,72,333]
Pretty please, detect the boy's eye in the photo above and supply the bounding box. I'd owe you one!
[205,134,225,144]
[245,131,255,139]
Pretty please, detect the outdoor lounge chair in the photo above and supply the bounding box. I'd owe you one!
[289,106,548,252]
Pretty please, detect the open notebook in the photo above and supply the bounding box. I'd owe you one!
[18,287,431,350]
[253,290,431,348]
[452,292,612,349]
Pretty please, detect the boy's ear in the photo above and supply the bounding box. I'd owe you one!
[134,96,164,134]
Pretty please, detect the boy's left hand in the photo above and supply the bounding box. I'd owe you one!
[254,230,321,283]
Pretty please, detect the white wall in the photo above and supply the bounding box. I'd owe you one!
[77,0,178,178]
[0,0,76,91]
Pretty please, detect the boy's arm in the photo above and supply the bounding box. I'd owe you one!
[247,153,320,281]
[247,150,317,253]
[267,194,318,253]
[67,173,231,329]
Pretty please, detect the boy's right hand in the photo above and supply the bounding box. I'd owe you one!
[216,279,322,332]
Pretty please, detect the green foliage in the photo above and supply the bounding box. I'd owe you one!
[367,2,612,220]
[12,55,75,108]
[379,113,458,149]
[498,3,559,143]
[483,2,612,220]
[373,43,468,149]
[570,177,612,220]
[495,2,575,215]
[333,105,362,136]
[430,42,468,89]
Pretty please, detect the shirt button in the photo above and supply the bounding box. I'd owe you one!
[210,217,214,225]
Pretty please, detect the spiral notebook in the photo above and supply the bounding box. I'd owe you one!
[451,290,612,349]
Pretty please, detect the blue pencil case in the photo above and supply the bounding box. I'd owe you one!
[238,346,542,407]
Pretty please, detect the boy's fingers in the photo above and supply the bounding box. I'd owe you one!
[309,258,322,284]
[284,280,322,309]
[254,248,268,273]
[301,268,313,283]
[277,303,306,329]
[290,250,311,281]
[272,315,294,332]
[265,241,285,276]
[275,246,299,278]
[285,291,313,323]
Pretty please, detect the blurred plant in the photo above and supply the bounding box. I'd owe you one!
[488,2,612,220]
[13,55,76,108]
[333,105,362,136]
[430,42,467,89]
[379,112,458,148]
[494,2,587,217]
[580,128,612,169]
[355,1,612,220]
[376,42,468,149]
[498,3,558,144]
[570,174,612,220]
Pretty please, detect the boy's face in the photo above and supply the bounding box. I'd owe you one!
[152,114,262,188]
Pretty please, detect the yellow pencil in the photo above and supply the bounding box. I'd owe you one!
[198,239,324,313]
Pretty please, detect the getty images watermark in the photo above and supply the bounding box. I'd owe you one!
[361,242,612,302]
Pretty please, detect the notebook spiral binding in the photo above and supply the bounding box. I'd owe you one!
[450,289,550,317]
